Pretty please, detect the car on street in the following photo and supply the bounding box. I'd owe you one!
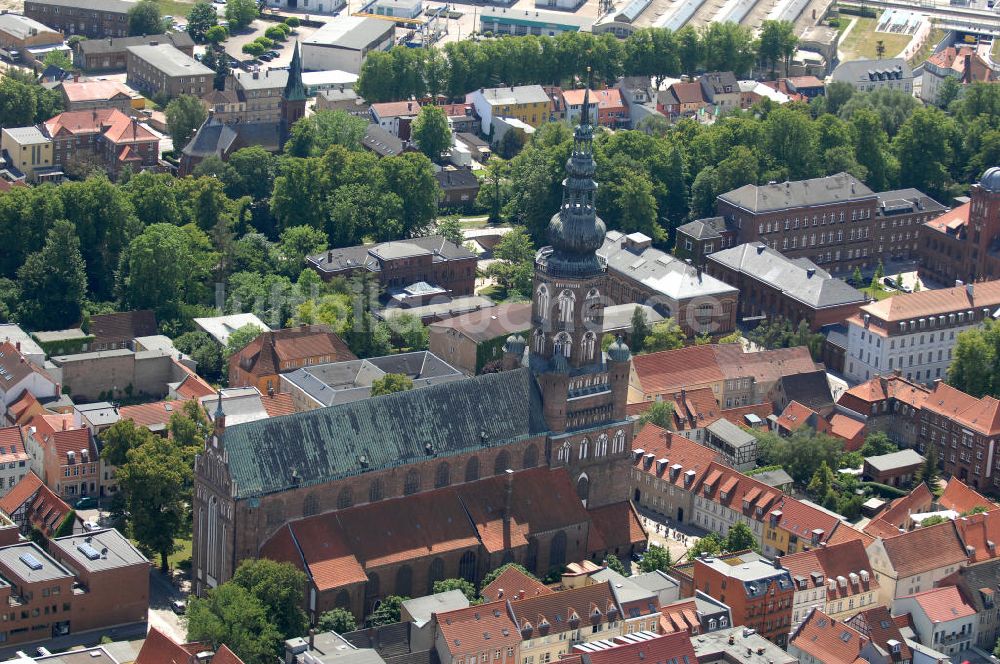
[171,600,186,614]
[75,496,97,509]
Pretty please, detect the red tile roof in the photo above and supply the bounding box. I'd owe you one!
[923,381,1000,436]
[587,501,646,553]
[863,483,934,538]
[925,201,971,235]
[172,361,216,399]
[370,101,421,118]
[954,509,1000,562]
[273,518,368,590]
[0,426,28,464]
[230,325,356,381]
[632,345,724,396]
[210,645,245,664]
[659,598,702,634]
[939,477,997,514]
[780,540,878,600]
[481,565,552,603]
[61,80,134,103]
[716,402,775,429]
[770,496,841,545]
[135,626,205,664]
[694,461,781,522]
[828,414,866,450]
[838,373,930,414]
[926,46,995,83]
[790,609,868,664]
[561,88,625,110]
[857,279,1000,324]
[45,110,158,146]
[118,399,193,430]
[630,425,722,493]
[903,585,976,622]
[775,400,826,434]
[825,523,875,549]
[437,600,519,659]
[7,391,42,425]
[668,82,706,105]
[845,606,911,664]
[260,392,295,418]
[508,581,621,638]
[0,341,53,390]
[880,520,968,578]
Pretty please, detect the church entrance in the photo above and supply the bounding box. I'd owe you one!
[576,474,590,506]
[677,507,684,523]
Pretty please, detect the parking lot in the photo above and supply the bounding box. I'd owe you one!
[217,14,323,68]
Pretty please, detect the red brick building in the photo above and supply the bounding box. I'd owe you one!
[43,109,159,177]
[692,552,795,646]
[227,325,356,395]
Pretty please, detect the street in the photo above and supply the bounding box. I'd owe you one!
[148,567,188,644]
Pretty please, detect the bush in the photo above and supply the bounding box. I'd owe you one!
[284,16,300,27]
[254,36,275,49]
[242,41,265,56]
[264,25,287,41]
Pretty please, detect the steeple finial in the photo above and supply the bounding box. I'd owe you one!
[214,391,224,420]
[580,67,593,127]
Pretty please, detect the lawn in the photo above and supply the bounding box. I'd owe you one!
[130,536,192,570]
[839,17,914,61]
[865,286,897,301]
[907,28,946,65]
[156,0,195,19]
[993,37,1000,62]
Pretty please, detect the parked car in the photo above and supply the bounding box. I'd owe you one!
[171,600,186,614]
[75,496,97,509]
[259,53,273,61]
[266,50,280,58]
[83,521,100,532]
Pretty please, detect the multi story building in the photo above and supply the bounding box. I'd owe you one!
[0,14,62,53]
[227,325,356,395]
[830,58,913,94]
[23,0,133,38]
[0,342,59,412]
[692,552,795,646]
[0,472,77,537]
[477,8,591,38]
[921,46,994,105]
[24,423,101,501]
[703,419,757,471]
[435,600,521,664]
[836,372,929,447]
[789,608,873,664]
[597,231,738,337]
[228,68,296,124]
[939,557,1000,650]
[674,217,737,267]
[301,16,394,74]
[891,587,976,657]
[73,32,194,71]
[844,606,913,664]
[779,540,879,628]
[468,84,552,134]
[307,235,478,295]
[874,189,947,262]
[60,80,136,113]
[193,101,637,619]
[844,280,1000,385]
[0,428,32,496]
[629,425,722,524]
[126,44,213,99]
[0,127,55,183]
[369,100,420,140]
[706,243,865,330]
[43,109,159,177]
[561,88,627,128]
[921,167,1000,285]
[699,72,740,111]
[865,520,969,604]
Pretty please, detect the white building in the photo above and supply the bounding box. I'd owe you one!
[193,313,271,348]
[264,0,344,14]
[0,341,59,414]
[301,16,395,74]
[891,587,977,657]
[844,280,1000,385]
[831,58,913,94]
[368,0,422,19]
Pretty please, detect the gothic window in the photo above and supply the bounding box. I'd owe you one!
[526,538,539,574]
[613,430,626,454]
[576,474,590,503]
[523,443,539,469]
[435,462,450,488]
[335,590,351,609]
[583,332,597,360]
[465,456,480,482]
[494,450,511,475]
[537,284,550,318]
[555,332,572,358]
[558,290,576,323]
[265,500,284,527]
[369,479,383,503]
[404,469,421,495]
[302,493,319,517]
[428,558,446,594]
[549,531,568,569]
[596,434,608,457]
[459,551,477,582]
[584,289,601,321]
[557,441,571,463]
[579,438,589,460]
[337,487,353,510]
[366,572,381,604]
[395,565,413,598]
[533,329,545,354]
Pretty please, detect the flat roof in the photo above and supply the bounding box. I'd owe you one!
[865,448,924,472]
[51,528,149,573]
[0,542,73,584]
[2,126,49,144]
[193,313,271,347]
[31,328,89,343]
[304,16,394,51]
[26,0,136,12]
[0,13,60,40]
[480,7,593,28]
[126,43,213,78]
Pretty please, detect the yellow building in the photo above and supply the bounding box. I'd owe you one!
[761,496,841,558]
[470,84,552,134]
[1,126,56,183]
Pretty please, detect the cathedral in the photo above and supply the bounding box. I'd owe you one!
[191,95,642,620]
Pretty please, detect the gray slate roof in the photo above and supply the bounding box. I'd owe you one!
[706,418,756,448]
[223,367,547,499]
[27,0,135,13]
[77,32,193,55]
[677,216,728,241]
[948,558,1000,612]
[779,370,833,412]
[0,14,59,40]
[876,188,946,217]
[831,58,912,84]
[126,44,212,77]
[308,235,475,274]
[183,118,280,158]
[865,448,924,472]
[363,123,403,157]
[707,243,865,309]
[718,173,875,213]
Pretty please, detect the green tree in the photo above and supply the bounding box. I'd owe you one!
[852,266,864,287]
[915,444,941,493]
[42,50,73,71]
[225,0,259,30]
[369,595,407,626]
[936,76,962,109]
[643,318,686,353]
[370,373,414,396]
[128,0,163,36]
[168,400,212,449]
[437,218,464,248]
[638,400,674,430]
[638,544,673,572]
[16,221,87,330]
[286,110,367,156]
[724,521,758,553]
[480,563,538,590]
[381,152,440,237]
[101,419,156,468]
[174,331,224,381]
[411,105,452,160]
[487,228,535,297]
[824,81,856,115]
[117,438,187,571]
[603,554,628,576]
[186,583,283,664]
[205,24,228,45]
[186,1,218,42]
[948,322,1000,397]
[242,41,265,57]
[432,578,478,601]
[224,146,278,201]
[232,559,308,641]
[860,431,898,457]
[225,323,264,359]
[277,225,328,277]
[807,461,836,498]
[893,107,958,201]
[754,427,844,485]
[687,532,723,560]
[317,608,357,634]
[920,514,947,526]
[630,306,650,353]
[166,95,207,150]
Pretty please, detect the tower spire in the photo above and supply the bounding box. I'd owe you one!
[284,41,307,102]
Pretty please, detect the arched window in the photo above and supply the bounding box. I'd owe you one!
[526,538,539,574]
[579,438,589,460]
[366,572,380,606]
[369,479,383,503]
[404,469,420,495]
[265,501,284,526]
[558,290,576,323]
[576,473,590,503]
[459,551,477,583]
[613,430,626,454]
[537,284,550,318]
[335,590,351,609]
[523,444,539,469]
[557,441,571,463]
[533,329,545,354]
[494,450,511,475]
[435,462,450,488]
[302,493,319,518]
[337,487,353,510]
[549,531,568,570]
[582,332,597,360]
[555,332,572,358]
[465,456,480,482]
[427,558,446,594]
[596,434,608,457]
[395,565,413,598]
[584,289,601,321]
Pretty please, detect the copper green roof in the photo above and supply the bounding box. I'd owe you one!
[223,367,547,499]
[284,41,307,102]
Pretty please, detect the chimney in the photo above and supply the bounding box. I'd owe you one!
[73,72,79,82]
[967,283,975,300]
[806,268,815,278]
[15,341,19,351]
[963,53,973,84]
[327,251,333,263]
[308,629,315,650]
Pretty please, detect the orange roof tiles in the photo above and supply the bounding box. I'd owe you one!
[231,326,355,381]
[561,88,625,110]
[845,606,911,663]
[588,501,646,553]
[939,477,997,514]
[260,392,295,418]
[922,381,1000,436]
[45,109,158,145]
[858,278,1000,323]
[61,80,134,103]
[880,520,968,578]
[864,483,934,538]
[660,599,701,634]
[904,586,976,622]
[790,609,868,664]
[172,362,216,399]
[693,461,780,521]
[481,565,552,603]
[780,540,878,600]
[630,425,721,492]
[7,391,42,425]
[771,496,841,544]
[118,399,192,430]
[828,413,865,451]
[0,426,28,464]
[632,345,724,396]
[954,510,1000,562]
[135,626,207,664]
[437,600,519,659]
[508,581,621,637]
[288,518,369,589]
[838,373,930,415]
[825,523,874,549]
[775,400,826,433]
[210,645,245,664]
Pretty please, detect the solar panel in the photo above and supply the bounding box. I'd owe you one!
[19,552,43,571]
[77,543,101,561]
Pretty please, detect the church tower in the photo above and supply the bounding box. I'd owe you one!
[530,88,631,435]
[281,42,307,136]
